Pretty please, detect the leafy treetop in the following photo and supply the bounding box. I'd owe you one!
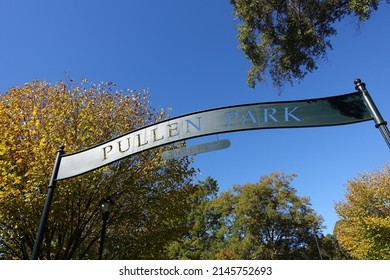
[230,0,383,90]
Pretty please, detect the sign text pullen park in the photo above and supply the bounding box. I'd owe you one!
[57,92,373,180]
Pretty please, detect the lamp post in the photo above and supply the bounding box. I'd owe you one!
[313,226,323,260]
[98,197,113,260]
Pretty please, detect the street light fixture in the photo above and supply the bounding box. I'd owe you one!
[98,197,113,260]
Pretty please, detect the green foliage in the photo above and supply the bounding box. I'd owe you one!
[335,165,390,259]
[167,177,221,259]
[318,234,352,260]
[0,80,196,259]
[230,0,382,89]
[169,172,325,259]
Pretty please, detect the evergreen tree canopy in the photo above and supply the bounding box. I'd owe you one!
[230,0,383,89]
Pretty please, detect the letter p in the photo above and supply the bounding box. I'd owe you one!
[102,145,113,160]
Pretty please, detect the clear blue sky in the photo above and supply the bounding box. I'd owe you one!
[1,0,389,235]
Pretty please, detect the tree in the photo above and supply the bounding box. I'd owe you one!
[0,80,196,259]
[317,234,351,259]
[230,0,383,89]
[334,165,390,259]
[170,172,325,259]
[167,177,222,259]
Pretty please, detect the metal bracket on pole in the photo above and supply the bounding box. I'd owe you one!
[31,146,65,260]
[354,79,390,149]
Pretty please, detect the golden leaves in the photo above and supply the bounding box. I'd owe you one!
[335,165,390,259]
[0,79,196,259]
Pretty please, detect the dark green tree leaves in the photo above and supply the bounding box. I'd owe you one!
[169,173,325,259]
[230,0,381,89]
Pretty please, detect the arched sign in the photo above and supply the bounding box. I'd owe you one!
[33,80,390,259]
[56,92,372,180]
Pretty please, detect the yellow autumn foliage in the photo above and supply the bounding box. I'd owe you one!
[335,165,390,259]
[0,80,196,259]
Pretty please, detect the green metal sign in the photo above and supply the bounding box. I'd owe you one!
[56,92,372,180]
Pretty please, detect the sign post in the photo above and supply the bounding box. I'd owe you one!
[31,146,64,260]
[354,79,390,148]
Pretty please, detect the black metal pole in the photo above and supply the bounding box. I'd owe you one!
[31,146,65,260]
[313,227,323,260]
[354,79,390,149]
[98,211,109,260]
